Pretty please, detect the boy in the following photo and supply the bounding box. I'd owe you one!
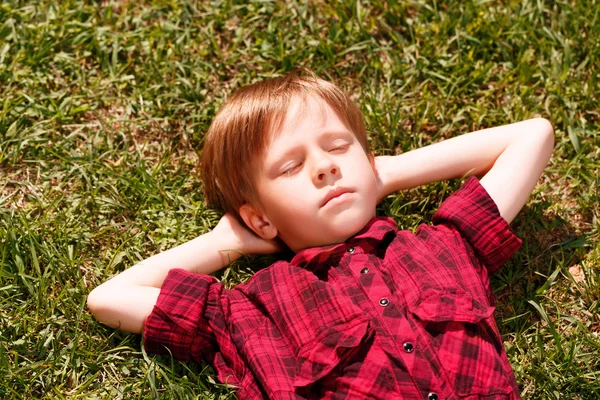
[87,69,554,399]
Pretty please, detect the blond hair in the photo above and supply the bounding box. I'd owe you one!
[201,68,370,218]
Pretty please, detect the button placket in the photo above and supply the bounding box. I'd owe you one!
[348,253,396,339]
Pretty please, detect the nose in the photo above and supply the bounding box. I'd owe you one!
[312,152,339,184]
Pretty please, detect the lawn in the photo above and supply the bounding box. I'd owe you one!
[0,0,598,398]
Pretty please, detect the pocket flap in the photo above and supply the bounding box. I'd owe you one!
[411,288,494,324]
[293,318,371,387]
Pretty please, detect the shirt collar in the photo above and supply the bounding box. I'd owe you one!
[290,216,398,271]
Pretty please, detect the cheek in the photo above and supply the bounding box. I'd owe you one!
[347,156,376,181]
[261,181,313,218]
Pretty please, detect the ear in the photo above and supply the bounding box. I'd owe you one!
[238,204,278,240]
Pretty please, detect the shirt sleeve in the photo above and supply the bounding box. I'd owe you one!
[143,269,249,391]
[143,268,220,362]
[431,176,523,274]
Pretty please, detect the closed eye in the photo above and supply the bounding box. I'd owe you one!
[281,163,302,176]
[329,144,350,153]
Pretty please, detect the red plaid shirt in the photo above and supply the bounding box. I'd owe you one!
[144,177,523,399]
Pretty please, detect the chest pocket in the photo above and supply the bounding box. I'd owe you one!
[292,317,373,391]
[408,287,514,397]
[239,268,376,397]
[411,287,494,323]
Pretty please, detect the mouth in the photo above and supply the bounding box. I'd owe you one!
[321,188,353,207]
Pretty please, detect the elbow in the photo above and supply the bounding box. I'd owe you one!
[86,283,153,334]
[87,284,112,322]
[87,286,103,320]
[86,285,123,330]
[532,117,555,149]
[527,118,555,162]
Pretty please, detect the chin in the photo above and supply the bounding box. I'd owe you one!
[333,211,374,240]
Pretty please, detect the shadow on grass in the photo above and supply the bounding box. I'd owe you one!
[493,196,595,332]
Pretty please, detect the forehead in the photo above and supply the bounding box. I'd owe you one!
[268,95,348,148]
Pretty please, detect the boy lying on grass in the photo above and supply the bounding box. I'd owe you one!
[88,69,554,399]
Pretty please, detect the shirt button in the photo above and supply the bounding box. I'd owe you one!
[428,393,439,400]
[346,246,355,254]
[379,298,389,307]
[403,342,414,353]
[360,267,369,274]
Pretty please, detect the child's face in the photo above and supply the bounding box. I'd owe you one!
[246,95,378,252]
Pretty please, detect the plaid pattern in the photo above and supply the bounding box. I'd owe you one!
[144,176,523,399]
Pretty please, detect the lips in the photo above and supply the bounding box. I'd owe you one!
[321,187,352,207]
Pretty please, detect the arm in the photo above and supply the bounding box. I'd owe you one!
[87,214,280,334]
[376,118,555,223]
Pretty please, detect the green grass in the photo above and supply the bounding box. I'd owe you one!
[0,0,598,398]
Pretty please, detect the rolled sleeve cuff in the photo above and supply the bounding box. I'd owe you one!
[143,269,218,361]
[432,176,523,274]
